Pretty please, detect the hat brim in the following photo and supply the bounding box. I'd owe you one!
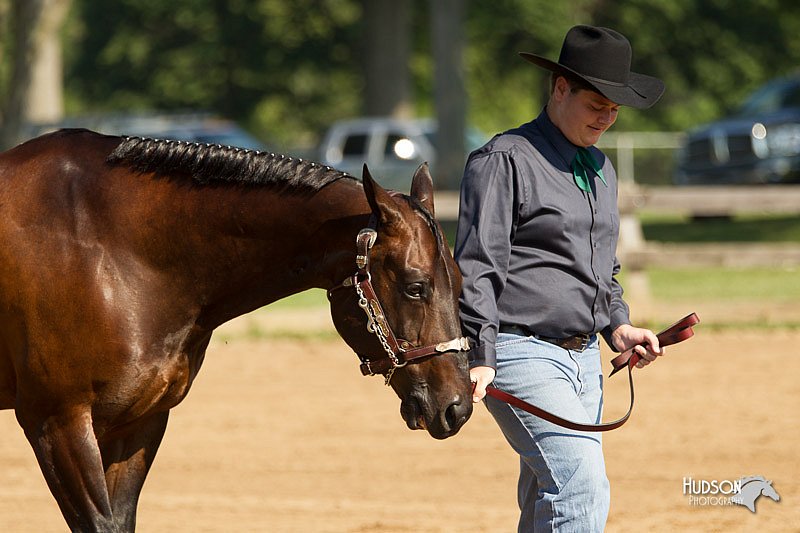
[519,52,664,109]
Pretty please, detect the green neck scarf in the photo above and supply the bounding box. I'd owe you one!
[572,147,607,193]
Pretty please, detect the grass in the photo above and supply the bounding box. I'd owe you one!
[640,213,800,242]
[645,266,800,302]
[266,288,329,309]
[214,327,338,344]
[635,213,800,329]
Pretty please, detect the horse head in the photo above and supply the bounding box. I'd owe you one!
[760,479,780,502]
[328,163,473,439]
[734,476,781,512]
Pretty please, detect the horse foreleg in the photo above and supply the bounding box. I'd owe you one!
[19,407,117,532]
[100,411,170,531]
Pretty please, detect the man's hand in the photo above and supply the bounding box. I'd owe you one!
[611,324,664,368]
[470,366,496,403]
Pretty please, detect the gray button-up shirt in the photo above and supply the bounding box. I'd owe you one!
[455,109,630,369]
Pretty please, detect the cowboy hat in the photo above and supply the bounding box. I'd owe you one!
[519,25,664,109]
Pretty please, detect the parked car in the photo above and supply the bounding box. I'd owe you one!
[318,117,486,191]
[674,75,800,185]
[24,112,266,151]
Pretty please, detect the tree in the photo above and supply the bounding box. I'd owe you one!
[431,0,466,189]
[363,0,411,117]
[67,0,364,149]
[0,0,71,148]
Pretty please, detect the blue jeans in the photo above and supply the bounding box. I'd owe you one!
[485,332,609,532]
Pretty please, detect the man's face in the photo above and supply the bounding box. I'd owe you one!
[551,77,620,147]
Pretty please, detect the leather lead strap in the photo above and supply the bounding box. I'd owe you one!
[484,313,699,433]
[485,364,634,432]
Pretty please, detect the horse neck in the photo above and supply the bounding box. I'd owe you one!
[182,178,370,329]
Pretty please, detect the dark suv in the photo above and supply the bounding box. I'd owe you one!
[674,75,800,185]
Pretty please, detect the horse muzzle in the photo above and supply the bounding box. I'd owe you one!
[400,389,472,439]
[398,353,473,439]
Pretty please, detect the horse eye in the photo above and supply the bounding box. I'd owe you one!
[404,282,426,299]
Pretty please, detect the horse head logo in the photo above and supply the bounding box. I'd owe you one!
[730,476,781,513]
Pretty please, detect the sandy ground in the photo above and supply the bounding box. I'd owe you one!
[1,307,797,532]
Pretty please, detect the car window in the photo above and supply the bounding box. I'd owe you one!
[342,134,368,157]
[781,86,800,109]
[739,79,800,116]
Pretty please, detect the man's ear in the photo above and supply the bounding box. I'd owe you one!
[552,75,570,102]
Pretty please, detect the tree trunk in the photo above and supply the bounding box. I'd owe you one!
[431,0,467,190]
[362,0,411,118]
[1,0,69,149]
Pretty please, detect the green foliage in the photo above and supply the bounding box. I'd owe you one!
[592,0,800,130]
[67,0,363,148]
[59,0,800,149]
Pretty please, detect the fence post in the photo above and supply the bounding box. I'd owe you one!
[615,133,636,185]
[617,184,652,319]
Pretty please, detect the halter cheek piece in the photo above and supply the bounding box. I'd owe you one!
[328,224,470,385]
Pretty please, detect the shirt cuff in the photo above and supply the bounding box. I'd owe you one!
[601,310,631,352]
[468,341,497,370]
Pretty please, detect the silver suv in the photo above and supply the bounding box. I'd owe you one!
[318,117,485,191]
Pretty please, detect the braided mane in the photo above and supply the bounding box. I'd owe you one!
[106,136,355,191]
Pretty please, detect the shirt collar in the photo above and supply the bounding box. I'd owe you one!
[533,107,579,166]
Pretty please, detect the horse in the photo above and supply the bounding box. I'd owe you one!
[731,476,781,513]
[0,129,472,532]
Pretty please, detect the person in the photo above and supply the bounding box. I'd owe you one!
[455,25,666,532]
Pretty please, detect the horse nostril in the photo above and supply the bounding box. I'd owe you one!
[444,396,470,432]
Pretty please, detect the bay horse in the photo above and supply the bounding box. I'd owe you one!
[0,129,472,532]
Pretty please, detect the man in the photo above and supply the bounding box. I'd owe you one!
[455,25,665,532]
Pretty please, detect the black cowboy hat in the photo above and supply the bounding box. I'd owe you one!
[519,25,664,109]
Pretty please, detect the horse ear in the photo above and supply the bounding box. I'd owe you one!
[362,164,402,228]
[410,162,435,217]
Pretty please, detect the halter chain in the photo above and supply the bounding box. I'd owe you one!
[328,223,469,386]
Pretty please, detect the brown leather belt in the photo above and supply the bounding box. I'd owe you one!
[499,325,592,352]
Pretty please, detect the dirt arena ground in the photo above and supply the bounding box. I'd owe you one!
[1,307,797,532]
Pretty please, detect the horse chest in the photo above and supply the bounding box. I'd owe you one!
[95,353,195,429]
[147,358,193,410]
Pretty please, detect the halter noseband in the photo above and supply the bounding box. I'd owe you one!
[328,223,470,385]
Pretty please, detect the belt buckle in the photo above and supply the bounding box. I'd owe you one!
[575,333,590,352]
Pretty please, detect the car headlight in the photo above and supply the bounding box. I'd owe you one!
[393,138,417,160]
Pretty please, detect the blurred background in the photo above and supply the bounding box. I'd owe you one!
[1,0,800,322]
[2,0,800,184]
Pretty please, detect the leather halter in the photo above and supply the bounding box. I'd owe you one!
[328,222,470,385]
